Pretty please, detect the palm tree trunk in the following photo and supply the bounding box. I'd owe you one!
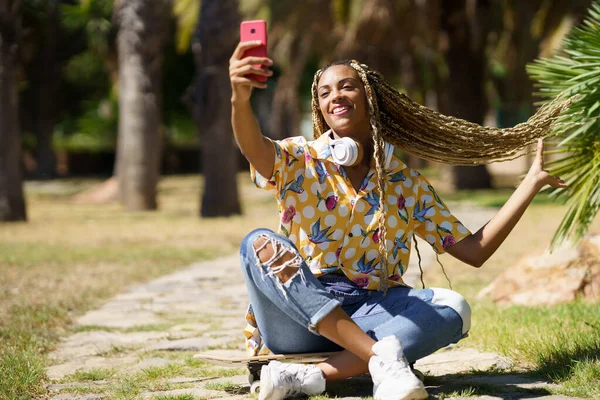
[440,0,492,190]
[0,0,26,222]
[193,0,241,217]
[34,0,59,179]
[115,0,169,211]
[269,33,312,140]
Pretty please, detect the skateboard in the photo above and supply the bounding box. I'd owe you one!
[194,351,339,393]
[195,351,426,394]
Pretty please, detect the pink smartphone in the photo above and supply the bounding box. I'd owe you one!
[240,20,268,83]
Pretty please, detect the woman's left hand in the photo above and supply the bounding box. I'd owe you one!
[526,138,567,190]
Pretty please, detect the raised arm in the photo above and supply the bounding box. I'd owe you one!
[446,139,567,267]
[229,41,275,178]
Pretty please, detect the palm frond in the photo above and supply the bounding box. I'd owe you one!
[527,0,600,249]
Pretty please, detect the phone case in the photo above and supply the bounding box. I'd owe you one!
[240,20,268,83]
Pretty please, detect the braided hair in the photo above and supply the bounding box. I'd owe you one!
[311,59,573,292]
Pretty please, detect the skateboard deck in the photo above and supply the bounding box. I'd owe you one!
[194,351,339,393]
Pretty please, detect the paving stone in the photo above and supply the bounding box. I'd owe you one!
[202,375,249,386]
[452,374,560,390]
[47,355,138,380]
[166,377,207,384]
[51,394,106,400]
[169,323,212,332]
[139,388,224,399]
[49,331,168,361]
[47,250,585,400]
[149,336,235,351]
[415,347,513,376]
[124,357,178,372]
[46,382,107,392]
[76,310,162,328]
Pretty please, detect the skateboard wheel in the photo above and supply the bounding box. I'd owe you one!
[248,372,261,384]
[250,380,261,394]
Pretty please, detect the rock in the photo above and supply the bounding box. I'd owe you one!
[478,234,600,306]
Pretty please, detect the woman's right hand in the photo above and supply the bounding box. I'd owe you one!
[229,41,273,103]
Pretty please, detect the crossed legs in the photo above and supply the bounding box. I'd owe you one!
[240,228,469,382]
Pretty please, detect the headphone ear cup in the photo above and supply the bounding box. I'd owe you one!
[331,137,359,166]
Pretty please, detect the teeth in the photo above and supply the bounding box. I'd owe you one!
[333,106,348,114]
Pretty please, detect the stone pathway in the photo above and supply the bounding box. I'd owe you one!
[46,206,584,399]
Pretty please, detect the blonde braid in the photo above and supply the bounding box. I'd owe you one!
[313,63,574,165]
[311,69,326,138]
[350,61,390,293]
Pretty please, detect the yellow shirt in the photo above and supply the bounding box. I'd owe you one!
[244,134,472,355]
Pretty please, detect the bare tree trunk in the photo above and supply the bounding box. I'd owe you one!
[440,0,492,190]
[193,0,241,217]
[115,0,169,211]
[0,0,26,222]
[269,34,312,140]
[34,0,59,179]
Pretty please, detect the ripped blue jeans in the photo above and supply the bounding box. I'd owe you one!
[240,228,468,362]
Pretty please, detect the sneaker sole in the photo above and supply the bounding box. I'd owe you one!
[258,365,273,400]
[374,384,429,400]
[259,365,286,400]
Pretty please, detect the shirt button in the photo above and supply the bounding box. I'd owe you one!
[348,233,353,237]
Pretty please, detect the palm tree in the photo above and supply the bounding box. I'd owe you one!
[437,0,493,190]
[0,0,27,222]
[527,0,600,248]
[192,0,242,217]
[114,0,170,211]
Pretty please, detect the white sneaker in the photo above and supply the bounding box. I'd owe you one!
[259,360,326,400]
[369,336,428,400]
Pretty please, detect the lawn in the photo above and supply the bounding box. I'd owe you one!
[0,174,599,399]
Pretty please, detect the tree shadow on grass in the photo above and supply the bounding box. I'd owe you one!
[533,340,600,383]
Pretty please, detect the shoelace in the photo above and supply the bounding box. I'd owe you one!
[280,370,304,396]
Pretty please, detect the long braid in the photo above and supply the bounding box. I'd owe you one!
[351,61,390,294]
[311,69,326,137]
[313,62,574,165]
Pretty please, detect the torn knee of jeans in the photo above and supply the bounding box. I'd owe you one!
[252,234,303,284]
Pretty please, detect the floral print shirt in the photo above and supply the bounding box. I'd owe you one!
[244,134,471,355]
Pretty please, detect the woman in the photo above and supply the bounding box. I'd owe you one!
[229,40,568,400]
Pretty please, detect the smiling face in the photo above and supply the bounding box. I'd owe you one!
[317,65,371,143]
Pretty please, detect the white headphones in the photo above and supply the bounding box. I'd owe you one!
[328,130,394,168]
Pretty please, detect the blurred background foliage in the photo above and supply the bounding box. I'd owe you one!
[15,0,593,152]
[4,0,600,238]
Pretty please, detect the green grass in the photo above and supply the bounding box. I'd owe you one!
[0,175,277,400]
[67,368,116,382]
[141,364,186,380]
[468,300,600,398]
[154,395,197,400]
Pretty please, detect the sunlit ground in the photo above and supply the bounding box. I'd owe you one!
[0,173,599,398]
